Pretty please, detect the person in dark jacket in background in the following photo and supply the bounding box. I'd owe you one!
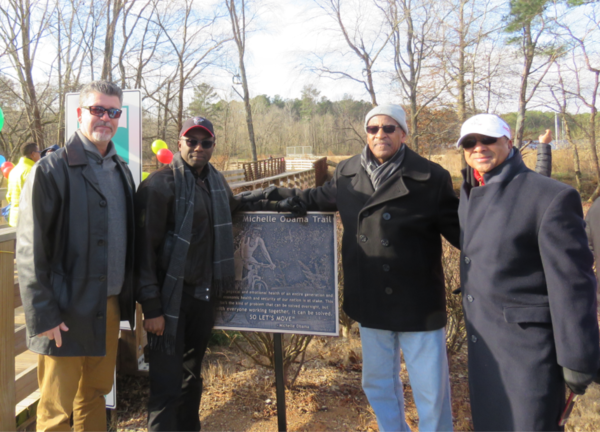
[458,113,599,431]
[16,80,136,431]
[135,116,268,431]
[41,144,60,158]
[241,104,460,432]
[535,129,553,177]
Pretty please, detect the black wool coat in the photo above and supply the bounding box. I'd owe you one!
[271,147,460,331]
[459,151,600,431]
[16,133,136,356]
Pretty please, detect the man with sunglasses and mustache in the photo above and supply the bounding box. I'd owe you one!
[241,104,460,431]
[16,81,136,431]
[457,114,599,431]
[135,116,269,431]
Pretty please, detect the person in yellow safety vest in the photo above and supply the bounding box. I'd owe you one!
[6,142,41,227]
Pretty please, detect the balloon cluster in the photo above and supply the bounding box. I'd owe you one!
[0,107,8,178]
[152,140,173,164]
[1,161,13,178]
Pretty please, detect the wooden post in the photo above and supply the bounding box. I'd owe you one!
[0,229,16,431]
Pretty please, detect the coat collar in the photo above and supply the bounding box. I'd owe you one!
[65,132,91,166]
[65,131,120,167]
[461,149,529,195]
[340,146,432,210]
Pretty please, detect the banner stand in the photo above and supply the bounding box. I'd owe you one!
[274,333,287,432]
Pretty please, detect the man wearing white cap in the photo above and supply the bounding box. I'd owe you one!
[457,114,599,431]
[241,104,460,431]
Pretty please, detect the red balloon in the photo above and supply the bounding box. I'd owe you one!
[156,148,173,164]
[1,161,14,171]
[2,166,12,178]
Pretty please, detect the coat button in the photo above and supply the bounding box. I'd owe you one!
[100,200,107,207]
[96,312,104,319]
[471,335,477,343]
[464,256,471,264]
[97,239,105,246]
[385,287,393,295]
[381,239,389,247]
[360,235,368,243]
[382,264,390,272]
[99,275,106,282]
[382,212,391,220]
[467,295,474,302]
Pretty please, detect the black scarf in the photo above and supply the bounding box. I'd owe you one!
[148,153,235,354]
[360,144,406,190]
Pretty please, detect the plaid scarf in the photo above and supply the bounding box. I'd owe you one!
[360,143,406,190]
[148,153,235,355]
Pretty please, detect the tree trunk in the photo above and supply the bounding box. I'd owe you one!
[239,55,258,161]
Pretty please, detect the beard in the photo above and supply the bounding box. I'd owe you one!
[91,121,114,142]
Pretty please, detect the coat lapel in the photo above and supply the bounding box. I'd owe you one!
[340,155,374,205]
[65,133,105,198]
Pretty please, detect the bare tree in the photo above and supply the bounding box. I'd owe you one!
[225,0,258,161]
[0,0,54,148]
[154,0,229,133]
[505,0,559,149]
[382,0,446,154]
[548,63,582,191]
[553,6,600,200]
[311,0,393,106]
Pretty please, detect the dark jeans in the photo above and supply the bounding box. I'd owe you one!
[147,293,215,431]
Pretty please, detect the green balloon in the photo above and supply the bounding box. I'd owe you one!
[151,139,168,154]
[142,172,150,181]
[0,107,4,133]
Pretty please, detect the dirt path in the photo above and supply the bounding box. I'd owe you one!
[116,334,600,431]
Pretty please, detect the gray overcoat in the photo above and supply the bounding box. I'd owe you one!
[459,150,599,431]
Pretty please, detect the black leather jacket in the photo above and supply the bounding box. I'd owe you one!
[16,133,136,356]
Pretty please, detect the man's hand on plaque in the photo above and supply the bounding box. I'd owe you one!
[237,186,276,203]
[276,196,307,217]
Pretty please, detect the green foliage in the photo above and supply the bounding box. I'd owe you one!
[505,0,551,33]
[188,83,219,118]
[209,330,238,347]
[501,110,592,140]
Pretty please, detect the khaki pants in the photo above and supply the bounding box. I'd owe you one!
[36,296,120,432]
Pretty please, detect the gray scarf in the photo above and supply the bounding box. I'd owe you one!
[148,153,235,355]
[360,144,406,190]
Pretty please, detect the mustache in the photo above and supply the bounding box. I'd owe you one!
[94,121,113,130]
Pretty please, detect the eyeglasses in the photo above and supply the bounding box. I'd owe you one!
[82,106,123,119]
[366,125,400,135]
[461,136,499,149]
[180,138,214,149]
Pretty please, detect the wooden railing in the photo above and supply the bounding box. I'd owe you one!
[0,164,324,430]
[230,168,316,194]
[242,157,285,182]
[222,169,245,185]
[0,228,18,431]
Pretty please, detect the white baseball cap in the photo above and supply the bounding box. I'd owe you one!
[456,114,512,148]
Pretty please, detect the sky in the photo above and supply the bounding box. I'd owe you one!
[207,0,392,104]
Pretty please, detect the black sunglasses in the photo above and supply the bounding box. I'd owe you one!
[82,106,123,119]
[461,136,499,149]
[180,138,214,149]
[366,125,401,135]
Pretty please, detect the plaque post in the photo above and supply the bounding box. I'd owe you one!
[273,333,287,432]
